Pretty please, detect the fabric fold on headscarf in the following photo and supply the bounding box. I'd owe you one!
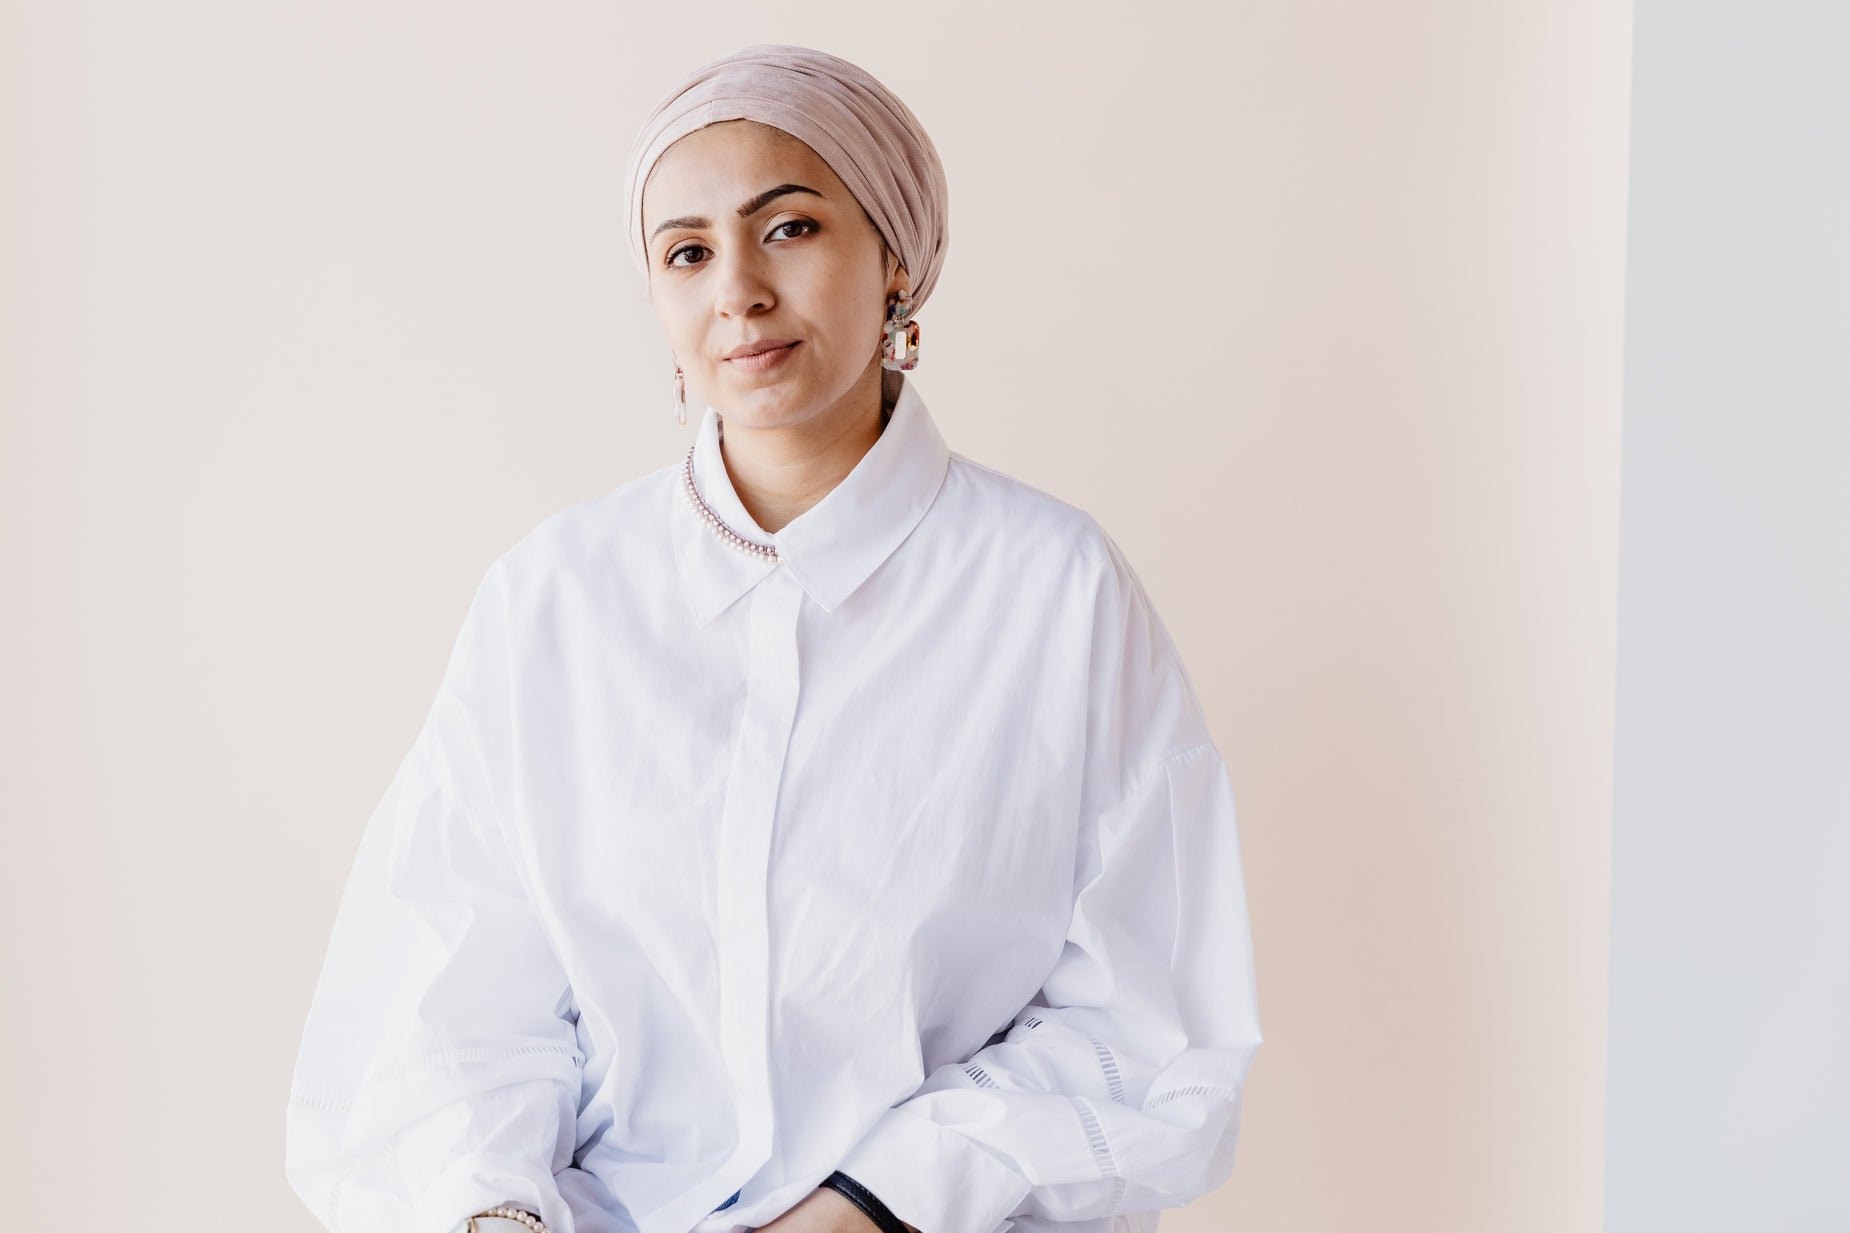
[622,44,950,310]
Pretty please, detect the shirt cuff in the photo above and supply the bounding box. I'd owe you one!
[835,1106,1031,1233]
[415,1156,571,1233]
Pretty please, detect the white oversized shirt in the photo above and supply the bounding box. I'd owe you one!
[284,376,1262,1233]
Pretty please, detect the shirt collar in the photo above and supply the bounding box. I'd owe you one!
[671,375,951,627]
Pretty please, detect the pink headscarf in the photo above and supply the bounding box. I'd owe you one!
[622,44,950,310]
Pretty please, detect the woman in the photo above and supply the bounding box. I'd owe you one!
[285,44,1261,1233]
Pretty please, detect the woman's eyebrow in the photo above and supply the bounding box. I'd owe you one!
[649,184,824,242]
[736,183,822,218]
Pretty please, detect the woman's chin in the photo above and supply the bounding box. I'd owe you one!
[714,378,831,430]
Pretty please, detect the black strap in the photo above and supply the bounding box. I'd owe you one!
[820,1170,912,1233]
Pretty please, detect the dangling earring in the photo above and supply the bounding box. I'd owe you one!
[672,364,687,425]
[882,289,919,371]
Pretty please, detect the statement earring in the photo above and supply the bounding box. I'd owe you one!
[881,290,919,371]
[672,364,687,425]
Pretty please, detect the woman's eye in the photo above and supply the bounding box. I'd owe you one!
[769,220,817,241]
[666,243,707,268]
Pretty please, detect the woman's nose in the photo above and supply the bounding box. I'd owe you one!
[712,251,775,318]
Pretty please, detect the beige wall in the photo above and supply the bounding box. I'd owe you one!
[0,3,1630,1230]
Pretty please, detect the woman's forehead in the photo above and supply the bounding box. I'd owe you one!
[642,121,837,220]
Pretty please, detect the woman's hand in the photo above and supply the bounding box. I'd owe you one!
[754,1186,920,1233]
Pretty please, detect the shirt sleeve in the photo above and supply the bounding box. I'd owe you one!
[833,530,1263,1233]
[284,562,585,1233]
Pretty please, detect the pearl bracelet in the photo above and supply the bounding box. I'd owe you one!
[469,1207,549,1233]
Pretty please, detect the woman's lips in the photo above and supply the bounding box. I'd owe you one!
[725,341,799,374]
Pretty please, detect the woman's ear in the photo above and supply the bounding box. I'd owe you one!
[886,256,912,300]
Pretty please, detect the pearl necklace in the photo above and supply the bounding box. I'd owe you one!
[469,1207,550,1232]
[682,443,778,561]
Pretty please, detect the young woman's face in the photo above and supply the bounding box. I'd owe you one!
[641,120,907,432]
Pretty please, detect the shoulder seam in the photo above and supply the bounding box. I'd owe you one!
[1100,740,1221,828]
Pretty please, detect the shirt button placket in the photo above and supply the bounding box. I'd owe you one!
[715,566,804,1196]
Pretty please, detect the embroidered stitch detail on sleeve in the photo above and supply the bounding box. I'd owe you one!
[1145,1083,1238,1110]
[287,1089,354,1113]
[1073,1096,1116,1172]
[963,1063,1000,1089]
[1073,1095,1131,1211]
[1091,1037,1126,1104]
